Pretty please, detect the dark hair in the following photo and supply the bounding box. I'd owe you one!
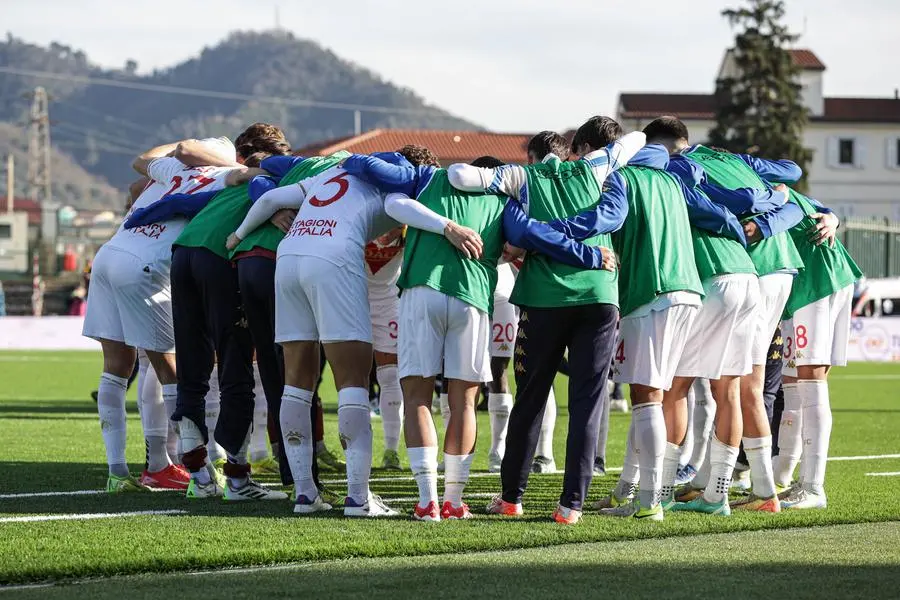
[242,152,272,168]
[570,116,624,154]
[471,155,505,169]
[642,116,690,144]
[527,131,569,160]
[234,123,289,159]
[397,144,441,168]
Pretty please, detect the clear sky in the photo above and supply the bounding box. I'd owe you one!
[4,0,898,132]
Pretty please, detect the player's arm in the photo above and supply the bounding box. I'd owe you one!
[546,172,629,241]
[174,139,241,169]
[737,154,802,184]
[225,167,267,187]
[447,163,527,199]
[123,190,221,229]
[805,196,839,246]
[132,141,180,176]
[342,154,423,197]
[227,183,307,250]
[680,182,747,246]
[261,155,307,178]
[743,202,804,244]
[383,192,483,259]
[127,177,150,210]
[503,198,616,271]
[668,156,788,215]
[583,131,646,185]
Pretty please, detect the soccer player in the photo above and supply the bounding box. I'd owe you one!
[342,149,615,521]
[449,123,645,524]
[83,135,248,492]
[776,189,861,509]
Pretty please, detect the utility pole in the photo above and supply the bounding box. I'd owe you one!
[354,110,362,136]
[6,154,13,214]
[26,86,56,275]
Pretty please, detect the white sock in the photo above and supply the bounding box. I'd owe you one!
[799,380,831,495]
[688,379,715,468]
[97,373,130,477]
[614,418,640,499]
[691,438,712,489]
[161,382,180,462]
[177,417,210,483]
[773,383,802,487]
[439,393,450,439]
[633,403,665,509]
[249,365,269,462]
[203,367,226,463]
[702,436,739,504]
[535,387,556,460]
[338,387,373,504]
[596,385,611,460]
[487,393,513,458]
[680,385,695,465]
[743,435,776,498]
[661,442,681,502]
[280,386,316,500]
[139,367,171,473]
[136,352,149,417]
[443,453,474,507]
[376,365,403,453]
[408,446,439,508]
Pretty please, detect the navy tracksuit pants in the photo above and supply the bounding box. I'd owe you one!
[500,303,619,511]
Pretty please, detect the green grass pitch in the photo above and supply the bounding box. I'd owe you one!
[0,351,898,598]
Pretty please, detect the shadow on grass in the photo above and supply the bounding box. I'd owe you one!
[0,402,104,415]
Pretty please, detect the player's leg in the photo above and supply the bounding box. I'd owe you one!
[137,356,189,489]
[487,356,513,473]
[248,362,277,471]
[313,345,345,472]
[533,387,558,473]
[375,350,403,470]
[661,375,694,506]
[594,370,612,476]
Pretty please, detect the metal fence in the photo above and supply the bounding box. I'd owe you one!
[841,218,900,278]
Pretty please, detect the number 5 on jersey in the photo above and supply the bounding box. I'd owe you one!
[309,172,350,207]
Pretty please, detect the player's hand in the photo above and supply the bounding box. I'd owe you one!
[773,183,789,203]
[808,212,839,247]
[599,246,618,272]
[225,233,242,251]
[444,221,483,259]
[743,220,763,244]
[502,243,525,263]
[270,209,297,233]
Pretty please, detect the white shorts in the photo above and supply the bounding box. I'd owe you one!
[398,285,492,382]
[751,272,794,365]
[490,294,518,358]
[369,290,399,354]
[82,245,175,353]
[613,301,699,390]
[676,274,760,379]
[275,255,371,344]
[782,284,853,376]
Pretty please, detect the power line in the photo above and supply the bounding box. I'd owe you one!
[53,122,145,154]
[52,97,164,139]
[0,66,448,116]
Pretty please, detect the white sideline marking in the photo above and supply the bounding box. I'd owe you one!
[0,509,186,524]
[828,453,900,462]
[0,487,176,499]
[322,467,623,486]
[866,471,900,477]
[382,492,495,503]
[830,374,900,380]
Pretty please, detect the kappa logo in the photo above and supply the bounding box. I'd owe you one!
[520,312,529,323]
[518,329,527,340]
[515,346,525,356]
[498,343,510,352]
[514,362,525,374]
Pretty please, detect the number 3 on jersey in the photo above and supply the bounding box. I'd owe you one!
[309,172,350,207]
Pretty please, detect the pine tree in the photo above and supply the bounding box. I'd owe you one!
[709,0,812,190]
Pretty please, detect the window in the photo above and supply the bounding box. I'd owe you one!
[0,224,10,239]
[838,139,855,165]
[888,137,900,170]
[896,138,900,167]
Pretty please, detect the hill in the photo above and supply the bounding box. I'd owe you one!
[0,31,479,208]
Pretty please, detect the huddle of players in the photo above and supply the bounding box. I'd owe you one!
[83,113,859,523]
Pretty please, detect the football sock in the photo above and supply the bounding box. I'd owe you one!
[702,436,739,504]
[743,435,777,499]
[773,383,802,487]
[596,385,611,461]
[661,442,681,502]
[160,381,180,462]
[443,453,474,508]
[225,429,252,488]
[249,367,269,462]
[535,387,556,459]
[691,439,712,489]
[614,418,640,499]
[487,393,513,458]
[439,393,450,439]
[633,403,665,509]
[376,365,403,453]
[338,387,373,504]
[280,386,316,500]
[408,445,439,508]
[799,380,831,495]
[97,373,130,477]
[203,366,226,463]
[688,379,715,469]
[680,385,695,465]
[139,366,171,473]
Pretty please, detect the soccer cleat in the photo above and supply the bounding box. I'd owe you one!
[592,491,632,510]
[212,457,226,471]
[593,457,607,477]
[441,501,473,520]
[344,493,399,518]
[661,493,676,511]
[413,501,441,522]
[674,464,697,486]
[317,447,346,472]
[731,494,782,513]
[776,481,800,500]
[250,455,280,475]
[609,398,630,413]
[674,484,704,503]
[531,456,557,474]
[139,464,190,490]
[781,488,827,510]
[487,451,503,473]
[486,495,523,516]
[730,469,752,494]
[106,474,149,493]
[552,504,582,525]
[293,493,332,514]
[600,500,663,521]
[186,478,223,499]
[223,478,289,502]
[671,495,731,516]
[380,449,402,471]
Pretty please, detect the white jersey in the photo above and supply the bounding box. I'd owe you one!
[278,166,396,278]
[494,262,518,302]
[105,157,235,267]
[365,235,404,300]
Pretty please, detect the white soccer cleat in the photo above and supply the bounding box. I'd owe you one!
[531,456,556,474]
[186,478,223,499]
[730,469,752,494]
[344,493,399,518]
[600,500,664,521]
[488,451,503,473]
[223,479,289,502]
[609,399,630,413]
[781,488,827,510]
[294,493,333,514]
